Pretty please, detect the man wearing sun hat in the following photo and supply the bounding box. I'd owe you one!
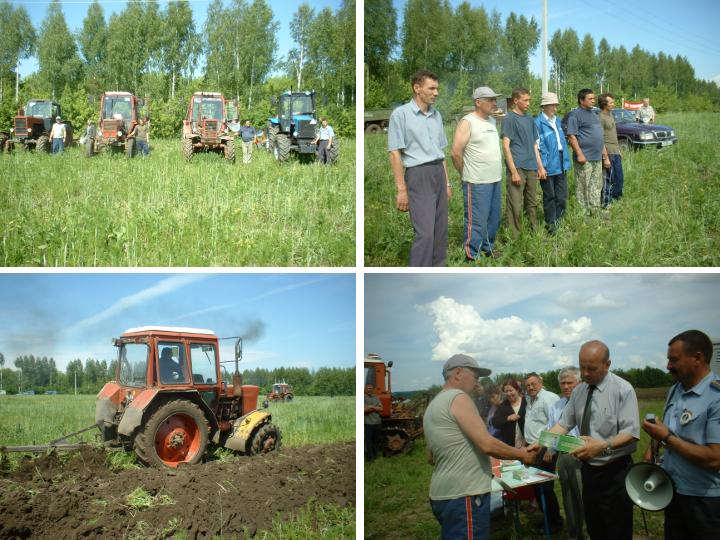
[451,86,504,262]
[424,353,540,539]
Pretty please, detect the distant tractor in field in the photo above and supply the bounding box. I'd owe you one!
[267,382,294,402]
[5,99,72,153]
[267,90,338,163]
[86,92,141,157]
[94,326,281,468]
[365,353,427,456]
[182,92,236,163]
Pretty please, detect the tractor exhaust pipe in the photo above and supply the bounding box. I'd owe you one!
[233,337,243,397]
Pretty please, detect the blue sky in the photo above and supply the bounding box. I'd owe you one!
[365,273,720,391]
[14,0,344,78]
[391,0,720,84]
[0,272,356,372]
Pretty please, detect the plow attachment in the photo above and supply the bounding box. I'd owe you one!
[1,424,102,454]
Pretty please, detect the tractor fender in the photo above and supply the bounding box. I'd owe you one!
[118,389,218,437]
[215,410,271,453]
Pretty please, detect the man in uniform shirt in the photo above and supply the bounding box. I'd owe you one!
[566,89,609,215]
[424,354,539,539]
[636,98,656,124]
[547,367,586,540]
[642,330,720,540]
[388,70,451,267]
[524,373,562,533]
[547,340,640,539]
[364,384,383,462]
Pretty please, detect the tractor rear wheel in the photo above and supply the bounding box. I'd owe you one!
[274,134,291,162]
[36,135,50,153]
[126,138,136,158]
[267,124,279,151]
[327,138,339,164]
[284,394,293,402]
[382,428,413,456]
[182,137,194,161]
[249,423,281,455]
[134,400,209,468]
[224,138,236,163]
[365,124,382,134]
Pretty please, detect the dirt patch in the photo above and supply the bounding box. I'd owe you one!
[0,442,355,539]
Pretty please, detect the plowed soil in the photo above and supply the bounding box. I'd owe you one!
[0,442,355,539]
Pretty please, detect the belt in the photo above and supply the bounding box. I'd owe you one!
[408,158,444,169]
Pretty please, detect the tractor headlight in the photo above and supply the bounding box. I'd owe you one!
[118,130,123,137]
[639,132,654,141]
[293,131,298,137]
[10,128,13,134]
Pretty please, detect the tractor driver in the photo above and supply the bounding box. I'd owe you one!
[159,347,180,383]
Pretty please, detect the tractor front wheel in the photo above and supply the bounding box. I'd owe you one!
[327,138,339,164]
[85,138,94,157]
[224,138,236,163]
[267,124,279,151]
[36,135,50,153]
[182,137,194,161]
[134,400,209,468]
[249,423,281,455]
[274,134,291,162]
[283,394,293,402]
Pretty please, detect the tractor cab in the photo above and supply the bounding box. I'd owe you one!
[99,92,139,142]
[364,353,392,417]
[267,90,323,161]
[96,326,280,468]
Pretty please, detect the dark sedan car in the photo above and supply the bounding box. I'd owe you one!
[611,109,677,150]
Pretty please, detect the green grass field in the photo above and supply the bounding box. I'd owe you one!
[0,394,354,448]
[364,112,720,266]
[365,399,667,539]
[1,138,355,266]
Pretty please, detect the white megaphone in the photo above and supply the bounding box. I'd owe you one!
[624,462,675,511]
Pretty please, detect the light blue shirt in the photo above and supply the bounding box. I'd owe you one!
[388,99,447,168]
[524,388,560,444]
[662,371,720,497]
[547,396,580,437]
[318,125,334,140]
[559,371,640,466]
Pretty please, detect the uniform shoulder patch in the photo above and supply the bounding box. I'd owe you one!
[710,380,720,391]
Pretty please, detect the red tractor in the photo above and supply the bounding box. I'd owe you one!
[92,326,282,468]
[85,92,141,157]
[365,353,427,456]
[5,99,72,152]
[267,382,294,402]
[182,92,237,163]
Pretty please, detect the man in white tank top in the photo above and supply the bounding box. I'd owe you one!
[424,353,540,539]
[451,87,503,262]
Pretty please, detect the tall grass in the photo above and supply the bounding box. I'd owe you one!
[365,399,666,539]
[0,394,354,448]
[364,112,720,266]
[1,138,355,266]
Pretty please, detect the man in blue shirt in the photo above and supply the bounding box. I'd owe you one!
[642,330,720,540]
[388,70,451,266]
[314,118,335,164]
[239,120,256,164]
[565,89,609,216]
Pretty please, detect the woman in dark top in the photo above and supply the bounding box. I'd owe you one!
[492,378,527,447]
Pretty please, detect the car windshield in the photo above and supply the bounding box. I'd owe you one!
[26,101,52,118]
[614,110,636,123]
[103,96,133,120]
[192,98,223,121]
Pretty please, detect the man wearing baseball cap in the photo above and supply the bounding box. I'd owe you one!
[49,116,66,154]
[451,86,504,262]
[424,353,540,539]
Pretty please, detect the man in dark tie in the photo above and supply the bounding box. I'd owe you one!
[546,340,640,539]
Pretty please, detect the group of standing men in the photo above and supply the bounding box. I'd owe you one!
[422,330,720,540]
[388,70,629,266]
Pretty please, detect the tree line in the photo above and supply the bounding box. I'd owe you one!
[0,353,354,396]
[0,0,355,137]
[365,0,720,114]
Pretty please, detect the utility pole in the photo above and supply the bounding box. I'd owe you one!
[74,368,77,396]
[542,0,548,94]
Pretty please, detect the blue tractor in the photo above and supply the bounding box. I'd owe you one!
[267,90,338,163]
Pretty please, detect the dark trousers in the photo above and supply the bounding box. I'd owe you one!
[364,423,380,461]
[665,493,720,540]
[581,455,633,540]
[406,160,448,267]
[317,139,330,163]
[540,171,567,232]
[534,454,563,528]
[602,153,624,206]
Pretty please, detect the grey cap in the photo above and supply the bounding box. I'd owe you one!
[443,353,492,377]
[473,86,502,100]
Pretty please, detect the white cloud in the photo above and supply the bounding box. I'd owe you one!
[557,290,624,309]
[616,341,628,348]
[64,275,208,335]
[629,355,646,366]
[711,74,720,86]
[417,296,594,371]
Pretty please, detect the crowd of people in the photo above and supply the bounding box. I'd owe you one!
[387,69,654,267]
[421,330,719,540]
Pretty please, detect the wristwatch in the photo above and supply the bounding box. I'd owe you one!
[603,440,612,456]
[660,431,674,447]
